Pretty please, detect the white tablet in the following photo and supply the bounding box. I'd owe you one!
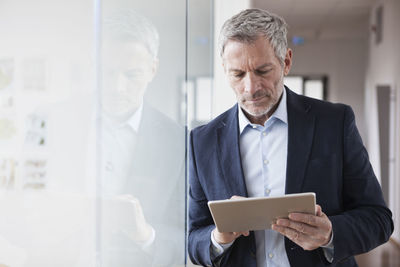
[208,192,316,232]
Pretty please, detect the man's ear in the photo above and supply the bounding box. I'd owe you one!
[222,57,227,74]
[283,48,292,76]
[149,58,159,82]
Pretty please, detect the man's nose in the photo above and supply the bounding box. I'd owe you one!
[116,73,128,93]
[243,73,258,94]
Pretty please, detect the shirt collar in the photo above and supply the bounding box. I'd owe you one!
[102,103,143,133]
[238,88,288,134]
[126,103,143,133]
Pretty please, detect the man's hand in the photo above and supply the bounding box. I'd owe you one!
[271,204,332,250]
[213,195,250,244]
[105,194,153,243]
[213,228,250,244]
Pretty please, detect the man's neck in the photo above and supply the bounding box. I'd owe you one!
[243,92,283,126]
[102,104,143,130]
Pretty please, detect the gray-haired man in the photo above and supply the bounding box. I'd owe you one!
[188,8,393,267]
[100,10,185,266]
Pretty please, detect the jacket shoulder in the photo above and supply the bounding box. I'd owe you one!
[191,105,236,138]
[296,93,351,118]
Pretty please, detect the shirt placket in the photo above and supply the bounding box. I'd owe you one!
[261,119,279,266]
[261,120,274,198]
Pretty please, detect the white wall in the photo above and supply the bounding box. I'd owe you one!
[365,0,400,241]
[290,40,368,141]
[188,0,213,78]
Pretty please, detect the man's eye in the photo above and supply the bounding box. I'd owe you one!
[124,70,142,80]
[256,69,270,75]
[233,73,245,78]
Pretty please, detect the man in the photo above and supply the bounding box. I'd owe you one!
[99,10,186,266]
[42,10,185,266]
[188,8,393,267]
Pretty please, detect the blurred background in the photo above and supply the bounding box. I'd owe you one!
[0,0,398,266]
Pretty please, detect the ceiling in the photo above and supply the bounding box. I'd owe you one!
[251,0,377,41]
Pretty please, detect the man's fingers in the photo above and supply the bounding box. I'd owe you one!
[272,224,318,251]
[233,230,250,237]
[315,204,322,216]
[274,205,333,250]
[214,229,237,244]
[276,219,317,236]
[215,228,250,244]
[230,195,246,200]
[242,231,250,236]
[273,225,300,242]
[275,219,330,244]
[288,212,328,228]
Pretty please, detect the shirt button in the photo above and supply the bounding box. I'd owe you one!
[263,159,269,165]
[252,125,257,129]
[105,161,113,172]
[263,132,267,136]
[269,253,274,258]
[265,189,271,195]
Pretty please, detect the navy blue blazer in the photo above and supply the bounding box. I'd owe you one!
[188,88,393,267]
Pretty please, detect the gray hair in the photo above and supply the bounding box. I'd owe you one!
[103,10,159,59]
[219,8,288,64]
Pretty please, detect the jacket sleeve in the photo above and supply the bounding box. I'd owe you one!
[329,105,393,264]
[187,130,216,266]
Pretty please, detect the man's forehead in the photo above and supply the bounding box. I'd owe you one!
[103,41,154,65]
[223,47,275,69]
[224,35,271,50]
[104,40,149,53]
[223,37,274,57]
[227,63,274,72]
[222,37,280,69]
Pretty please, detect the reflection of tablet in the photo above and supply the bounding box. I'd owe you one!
[208,192,316,232]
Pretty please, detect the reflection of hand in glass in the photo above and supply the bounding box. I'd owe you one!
[115,194,154,244]
[104,194,154,244]
[100,11,185,266]
[101,11,159,246]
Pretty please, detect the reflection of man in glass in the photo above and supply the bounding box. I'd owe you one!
[100,11,185,266]
[102,13,158,122]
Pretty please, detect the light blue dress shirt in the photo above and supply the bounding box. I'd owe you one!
[210,89,290,266]
[238,89,291,267]
[210,89,333,265]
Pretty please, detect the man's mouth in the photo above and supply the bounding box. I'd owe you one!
[246,95,267,103]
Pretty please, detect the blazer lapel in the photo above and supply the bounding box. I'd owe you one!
[285,88,315,194]
[216,105,248,197]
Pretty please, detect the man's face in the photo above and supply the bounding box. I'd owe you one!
[222,36,292,123]
[101,41,157,120]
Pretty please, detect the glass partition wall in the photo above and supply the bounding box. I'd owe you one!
[0,0,188,266]
[0,1,98,266]
[99,0,187,266]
